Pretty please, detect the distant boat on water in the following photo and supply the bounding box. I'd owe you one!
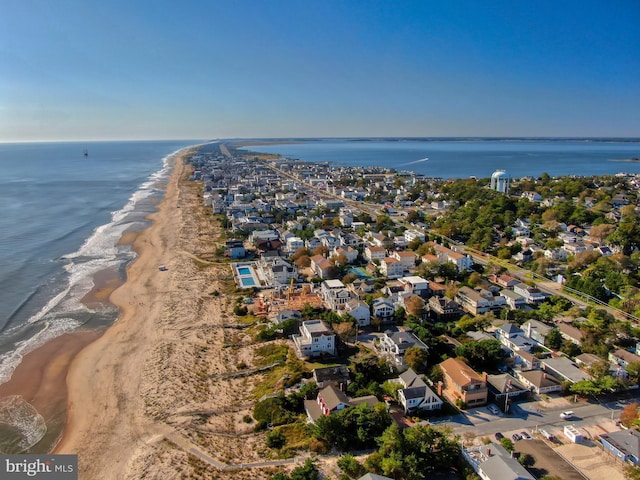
[83,149,89,157]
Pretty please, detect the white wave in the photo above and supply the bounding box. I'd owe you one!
[402,157,430,166]
[0,146,186,386]
[0,317,82,385]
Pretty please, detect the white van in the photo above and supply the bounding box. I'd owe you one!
[560,410,575,419]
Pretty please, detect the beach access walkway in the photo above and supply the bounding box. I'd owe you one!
[158,425,310,471]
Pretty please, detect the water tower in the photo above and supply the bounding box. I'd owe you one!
[490,170,510,194]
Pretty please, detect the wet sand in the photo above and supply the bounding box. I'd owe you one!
[0,330,103,453]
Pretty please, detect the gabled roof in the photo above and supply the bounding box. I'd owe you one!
[399,368,427,388]
[318,385,350,410]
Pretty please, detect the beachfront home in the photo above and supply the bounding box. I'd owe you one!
[292,320,336,358]
[303,385,378,423]
[321,279,351,311]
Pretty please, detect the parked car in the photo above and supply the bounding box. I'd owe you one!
[520,431,532,440]
[495,432,504,440]
[487,404,500,415]
[560,410,575,419]
[512,433,522,441]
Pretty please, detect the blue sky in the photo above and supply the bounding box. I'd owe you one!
[1,0,639,141]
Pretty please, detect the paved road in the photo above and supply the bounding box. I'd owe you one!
[432,395,633,439]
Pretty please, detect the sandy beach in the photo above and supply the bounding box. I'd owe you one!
[54,149,276,479]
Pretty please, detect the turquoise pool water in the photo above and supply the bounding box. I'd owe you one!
[239,277,256,287]
[237,267,251,275]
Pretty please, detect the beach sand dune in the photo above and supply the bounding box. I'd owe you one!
[55,151,277,479]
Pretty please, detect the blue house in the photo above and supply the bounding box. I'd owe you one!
[600,429,640,464]
[225,239,246,259]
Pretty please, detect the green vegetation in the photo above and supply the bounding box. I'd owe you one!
[364,424,460,479]
[312,403,392,451]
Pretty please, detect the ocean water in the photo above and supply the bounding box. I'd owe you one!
[0,140,196,393]
[240,139,640,179]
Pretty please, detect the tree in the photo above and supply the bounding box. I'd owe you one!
[500,437,514,452]
[334,321,357,343]
[290,459,319,480]
[544,328,562,350]
[404,347,429,373]
[337,454,364,478]
[404,295,425,318]
[620,402,640,427]
[455,339,505,371]
[627,362,640,385]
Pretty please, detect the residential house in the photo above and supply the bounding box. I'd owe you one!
[347,279,376,300]
[499,289,527,310]
[496,323,536,352]
[380,257,404,279]
[372,297,395,322]
[225,239,246,259]
[609,349,640,370]
[404,229,425,243]
[513,283,550,305]
[434,245,474,272]
[378,329,428,369]
[514,369,562,394]
[600,429,640,465]
[395,368,443,414]
[259,256,297,285]
[541,357,592,384]
[343,299,371,326]
[522,319,552,346]
[285,236,305,254]
[292,320,336,358]
[310,254,333,279]
[427,296,462,321]
[332,245,358,264]
[364,245,387,262]
[320,279,351,311]
[514,350,541,371]
[304,385,379,423]
[463,443,536,480]
[274,309,302,325]
[489,273,520,289]
[556,321,583,346]
[487,374,530,412]
[391,250,418,271]
[399,275,429,298]
[312,366,349,389]
[439,358,488,407]
[456,286,505,315]
[428,281,447,297]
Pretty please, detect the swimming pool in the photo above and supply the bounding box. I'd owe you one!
[239,277,256,287]
[237,267,251,275]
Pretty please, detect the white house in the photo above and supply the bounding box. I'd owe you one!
[292,320,336,357]
[378,329,428,369]
[380,257,404,279]
[391,250,417,271]
[321,279,351,311]
[372,297,395,321]
[396,368,442,414]
[343,299,371,326]
[365,245,387,261]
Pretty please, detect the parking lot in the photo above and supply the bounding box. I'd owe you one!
[513,439,585,480]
